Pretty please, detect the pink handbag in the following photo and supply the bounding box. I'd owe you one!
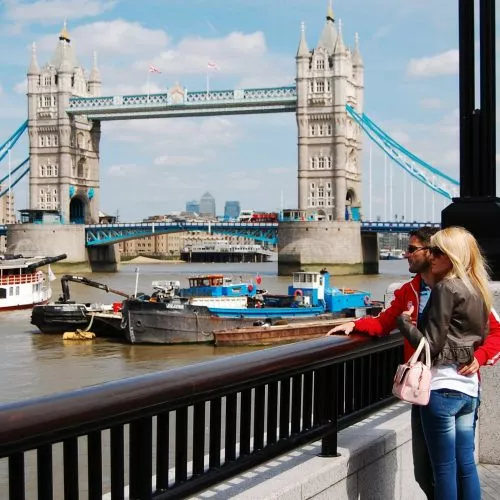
[392,337,431,405]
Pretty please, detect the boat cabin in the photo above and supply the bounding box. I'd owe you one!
[180,275,257,299]
[287,271,330,306]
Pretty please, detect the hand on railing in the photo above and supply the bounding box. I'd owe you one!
[326,321,356,336]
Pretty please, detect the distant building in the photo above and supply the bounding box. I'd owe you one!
[224,201,240,220]
[185,200,200,215]
[199,192,216,217]
[0,185,15,252]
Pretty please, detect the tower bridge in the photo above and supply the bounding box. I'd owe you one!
[1,4,455,273]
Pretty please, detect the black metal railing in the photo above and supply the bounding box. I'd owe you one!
[0,333,403,499]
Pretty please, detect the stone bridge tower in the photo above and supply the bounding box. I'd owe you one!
[296,4,364,221]
[27,23,101,224]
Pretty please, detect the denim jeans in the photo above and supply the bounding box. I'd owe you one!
[411,404,434,499]
[420,389,480,500]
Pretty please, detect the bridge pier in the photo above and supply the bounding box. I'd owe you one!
[87,244,121,273]
[277,221,378,276]
[7,223,88,266]
[6,223,120,272]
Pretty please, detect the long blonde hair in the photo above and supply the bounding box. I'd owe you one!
[431,227,492,312]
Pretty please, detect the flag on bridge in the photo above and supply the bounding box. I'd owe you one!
[149,65,162,73]
[207,61,220,71]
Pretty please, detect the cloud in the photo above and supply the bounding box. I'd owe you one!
[4,0,117,24]
[407,50,459,78]
[153,154,207,167]
[37,19,169,57]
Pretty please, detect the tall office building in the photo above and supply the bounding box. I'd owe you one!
[199,192,216,217]
[185,200,200,215]
[224,201,240,220]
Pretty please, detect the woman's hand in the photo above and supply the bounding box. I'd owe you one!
[458,357,480,376]
[401,305,414,321]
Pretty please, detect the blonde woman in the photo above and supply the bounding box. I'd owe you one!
[397,227,491,500]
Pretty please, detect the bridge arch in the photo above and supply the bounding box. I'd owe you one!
[345,188,359,221]
[69,194,87,224]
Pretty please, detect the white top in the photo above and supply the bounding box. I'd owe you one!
[431,364,479,397]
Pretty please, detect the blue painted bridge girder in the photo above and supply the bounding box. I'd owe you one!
[0,221,441,247]
[85,221,280,246]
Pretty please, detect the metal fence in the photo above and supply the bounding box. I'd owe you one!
[0,334,403,499]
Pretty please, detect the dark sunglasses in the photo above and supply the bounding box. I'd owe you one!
[406,245,428,254]
[428,246,445,257]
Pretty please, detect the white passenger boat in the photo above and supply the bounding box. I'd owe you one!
[0,254,66,311]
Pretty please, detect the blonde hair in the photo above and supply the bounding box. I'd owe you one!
[431,227,492,312]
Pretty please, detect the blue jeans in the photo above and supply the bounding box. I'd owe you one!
[420,389,480,500]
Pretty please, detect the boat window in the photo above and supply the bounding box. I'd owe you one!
[0,288,6,299]
[306,274,312,283]
[15,286,19,295]
[9,287,13,296]
[319,277,323,285]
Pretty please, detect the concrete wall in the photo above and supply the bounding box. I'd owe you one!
[6,223,87,263]
[278,221,377,276]
[190,404,426,500]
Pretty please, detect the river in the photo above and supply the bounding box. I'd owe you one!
[0,260,411,404]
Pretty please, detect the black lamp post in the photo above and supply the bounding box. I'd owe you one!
[442,0,499,279]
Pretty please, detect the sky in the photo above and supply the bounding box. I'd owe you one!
[0,0,498,222]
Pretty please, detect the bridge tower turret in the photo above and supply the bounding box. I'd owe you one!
[27,22,101,224]
[295,2,364,221]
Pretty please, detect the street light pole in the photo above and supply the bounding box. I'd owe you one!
[442,0,500,279]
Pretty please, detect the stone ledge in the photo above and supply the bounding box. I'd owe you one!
[191,403,426,500]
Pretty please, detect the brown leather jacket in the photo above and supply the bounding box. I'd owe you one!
[397,277,488,366]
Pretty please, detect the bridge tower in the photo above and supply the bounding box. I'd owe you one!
[296,4,364,221]
[27,23,101,224]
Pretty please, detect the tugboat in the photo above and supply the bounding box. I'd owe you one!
[122,270,375,344]
[0,253,67,311]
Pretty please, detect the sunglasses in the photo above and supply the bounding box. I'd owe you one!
[406,245,428,254]
[428,246,445,258]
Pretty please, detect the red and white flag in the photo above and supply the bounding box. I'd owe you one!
[207,61,220,71]
[149,65,162,74]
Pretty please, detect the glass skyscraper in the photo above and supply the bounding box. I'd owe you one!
[224,201,240,220]
[199,192,216,217]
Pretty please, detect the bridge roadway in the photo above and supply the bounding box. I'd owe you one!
[0,221,440,246]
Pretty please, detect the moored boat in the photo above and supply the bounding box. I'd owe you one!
[0,253,66,311]
[214,318,354,347]
[31,274,131,336]
[122,270,375,344]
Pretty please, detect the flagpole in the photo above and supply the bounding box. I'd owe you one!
[147,71,150,102]
[206,71,209,96]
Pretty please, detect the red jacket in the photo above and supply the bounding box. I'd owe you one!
[354,274,500,365]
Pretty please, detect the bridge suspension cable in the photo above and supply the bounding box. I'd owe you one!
[346,106,458,201]
[0,121,28,164]
[0,158,30,198]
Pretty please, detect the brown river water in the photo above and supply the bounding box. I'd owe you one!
[0,260,410,404]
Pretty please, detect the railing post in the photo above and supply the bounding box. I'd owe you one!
[320,364,341,458]
[129,417,153,500]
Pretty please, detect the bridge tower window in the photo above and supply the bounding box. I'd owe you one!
[327,157,332,169]
[316,59,325,70]
[310,124,316,136]
[309,81,314,93]
[327,124,332,135]
[326,80,331,92]
[318,157,325,169]
[318,124,324,136]
[44,76,51,86]
[316,81,325,93]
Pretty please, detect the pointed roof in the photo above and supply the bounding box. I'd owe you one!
[352,32,364,66]
[296,22,310,58]
[317,1,337,51]
[50,21,80,71]
[28,42,40,75]
[334,18,345,54]
[89,50,101,82]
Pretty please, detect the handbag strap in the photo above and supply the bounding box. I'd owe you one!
[408,337,431,368]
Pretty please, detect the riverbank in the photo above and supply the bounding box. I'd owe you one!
[122,256,184,264]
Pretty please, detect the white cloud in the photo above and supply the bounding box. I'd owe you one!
[107,164,139,177]
[407,50,459,78]
[13,80,26,94]
[153,154,207,167]
[4,0,117,24]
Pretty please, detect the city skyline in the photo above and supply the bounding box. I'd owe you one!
[0,0,498,222]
